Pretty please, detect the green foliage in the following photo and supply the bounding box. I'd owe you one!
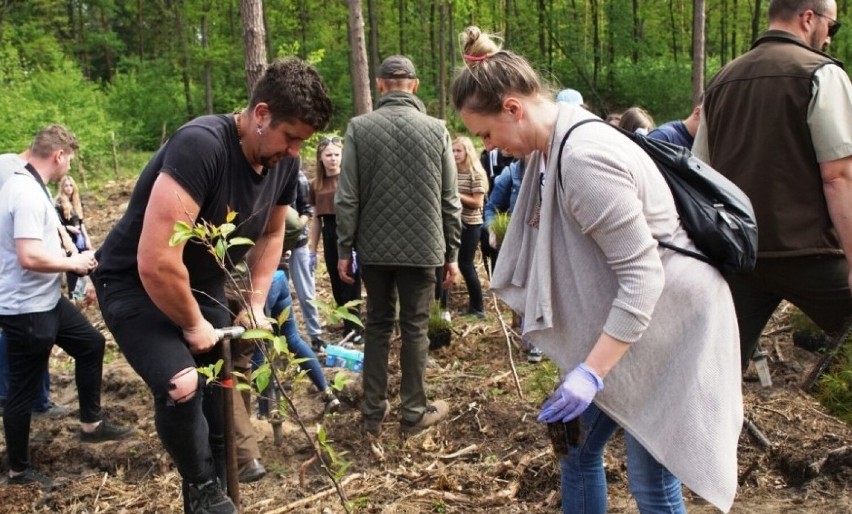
[428,301,452,335]
[490,212,511,247]
[525,359,560,406]
[310,298,364,329]
[331,371,353,393]
[604,57,694,121]
[315,423,352,479]
[105,60,195,151]
[816,337,852,424]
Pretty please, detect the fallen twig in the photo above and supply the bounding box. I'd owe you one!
[487,275,524,399]
[435,444,479,460]
[264,473,364,514]
[405,488,473,504]
[93,472,108,513]
[744,416,773,451]
[806,445,852,477]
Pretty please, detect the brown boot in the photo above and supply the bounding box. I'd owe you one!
[400,400,449,434]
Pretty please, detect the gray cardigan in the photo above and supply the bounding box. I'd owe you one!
[492,104,743,512]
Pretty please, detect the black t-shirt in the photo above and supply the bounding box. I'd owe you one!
[96,114,298,297]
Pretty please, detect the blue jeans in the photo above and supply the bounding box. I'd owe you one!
[288,245,323,339]
[0,329,51,411]
[265,271,328,393]
[560,403,686,514]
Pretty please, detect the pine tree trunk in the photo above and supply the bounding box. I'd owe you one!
[240,0,267,94]
[348,0,373,115]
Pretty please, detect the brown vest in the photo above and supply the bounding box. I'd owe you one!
[703,30,843,257]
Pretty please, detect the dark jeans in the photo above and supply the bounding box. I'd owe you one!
[0,297,106,472]
[479,226,494,277]
[319,214,362,331]
[728,255,852,369]
[434,267,448,309]
[459,223,484,313]
[361,265,435,423]
[0,329,51,411]
[94,275,228,503]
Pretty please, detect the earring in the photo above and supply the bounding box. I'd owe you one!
[256,126,263,136]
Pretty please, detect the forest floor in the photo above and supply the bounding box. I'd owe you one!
[0,179,850,513]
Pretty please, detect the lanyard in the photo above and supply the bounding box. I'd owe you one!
[24,163,53,203]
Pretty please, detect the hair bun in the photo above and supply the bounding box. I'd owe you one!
[460,26,501,65]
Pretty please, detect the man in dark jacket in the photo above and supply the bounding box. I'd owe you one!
[694,0,852,369]
[336,55,461,437]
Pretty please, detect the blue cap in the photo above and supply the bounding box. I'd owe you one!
[556,88,584,105]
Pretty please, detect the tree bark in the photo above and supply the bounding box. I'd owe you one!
[692,0,706,105]
[201,1,213,114]
[438,0,447,119]
[367,0,380,104]
[751,0,762,44]
[240,0,267,95]
[348,0,373,115]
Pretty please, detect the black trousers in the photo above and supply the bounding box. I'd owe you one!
[94,275,228,508]
[0,297,106,471]
[728,254,852,369]
[459,223,484,313]
[319,214,362,331]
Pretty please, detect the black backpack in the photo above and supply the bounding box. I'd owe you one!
[557,119,758,274]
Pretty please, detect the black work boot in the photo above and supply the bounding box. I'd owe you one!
[186,478,237,514]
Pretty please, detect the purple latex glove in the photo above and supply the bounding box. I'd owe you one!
[537,363,605,423]
[309,252,317,272]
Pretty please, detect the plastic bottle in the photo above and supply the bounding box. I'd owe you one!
[325,344,364,372]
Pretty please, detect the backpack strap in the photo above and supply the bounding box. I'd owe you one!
[554,117,713,265]
[556,118,605,192]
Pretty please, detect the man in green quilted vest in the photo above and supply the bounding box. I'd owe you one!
[335,55,462,437]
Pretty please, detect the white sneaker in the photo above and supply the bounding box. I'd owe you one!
[527,346,543,363]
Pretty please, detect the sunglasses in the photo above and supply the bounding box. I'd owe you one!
[320,136,342,146]
[812,11,842,38]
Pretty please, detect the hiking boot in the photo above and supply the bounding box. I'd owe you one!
[527,346,543,363]
[237,458,266,484]
[362,403,392,437]
[400,400,449,434]
[7,468,54,491]
[311,337,328,353]
[32,401,73,419]
[80,420,136,443]
[322,389,340,415]
[186,479,237,514]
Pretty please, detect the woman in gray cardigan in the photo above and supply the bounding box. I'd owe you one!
[451,27,743,514]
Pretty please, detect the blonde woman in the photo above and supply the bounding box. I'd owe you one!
[452,136,488,317]
[55,175,91,298]
[309,136,362,340]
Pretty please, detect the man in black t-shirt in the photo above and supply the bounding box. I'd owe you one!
[93,58,332,514]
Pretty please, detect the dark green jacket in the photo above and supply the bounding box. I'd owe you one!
[336,91,461,267]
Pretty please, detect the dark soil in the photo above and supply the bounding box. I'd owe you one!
[0,179,849,513]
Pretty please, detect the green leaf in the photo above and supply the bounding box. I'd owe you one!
[220,223,236,238]
[253,364,271,394]
[228,237,255,247]
[276,306,291,327]
[242,328,273,340]
[226,210,238,223]
[214,239,226,260]
[273,335,288,354]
